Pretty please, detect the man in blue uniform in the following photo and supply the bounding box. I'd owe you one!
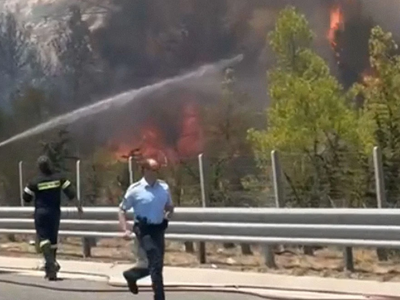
[118,158,174,300]
[23,155,83,280]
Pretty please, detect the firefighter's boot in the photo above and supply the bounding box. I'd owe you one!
[42,243,57,281]
[51,247,61,273]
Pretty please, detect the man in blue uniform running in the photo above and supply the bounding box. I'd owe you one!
[118,157,174,300]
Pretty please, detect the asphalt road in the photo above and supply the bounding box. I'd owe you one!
[0,272,263,300]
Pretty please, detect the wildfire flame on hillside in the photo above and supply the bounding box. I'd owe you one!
[328,1,375,85]
[111,97,204,166]
[328,5,344,49]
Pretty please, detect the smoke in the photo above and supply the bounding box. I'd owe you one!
[0,54,242,152]
[361,0,400,39]
[3,0,400,155]
[74,56,238,156]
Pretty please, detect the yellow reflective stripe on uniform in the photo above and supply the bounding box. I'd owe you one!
[50,244,58,249]
[61,180,71,190]
[39,239,50,248]
[37,180,61,191]
[24,187,34,196]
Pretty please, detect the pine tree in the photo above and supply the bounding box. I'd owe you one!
[247,6,374,208]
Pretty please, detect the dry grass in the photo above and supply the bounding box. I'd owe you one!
[2,234,400,282]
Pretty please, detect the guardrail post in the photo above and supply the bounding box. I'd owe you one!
[373,146,388,261]
[197,153,207,263]
[328,200,354,271]
[344,247,354,272]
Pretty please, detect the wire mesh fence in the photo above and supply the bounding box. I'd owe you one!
[160,156,201,207]
[206,155,274,207]
[278,150,377,208]
[79,158,127,207]
[4,146,397,209]
[0,171,18,206]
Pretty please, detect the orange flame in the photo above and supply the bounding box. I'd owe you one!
[113,125,173,165]
[328,5,344,48]
[111,98,204,166]
[177,102,204,159]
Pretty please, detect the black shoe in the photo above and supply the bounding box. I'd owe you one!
[123,270,138,294]
[44,271,57,281]
[55,262,61,273]
[47,274,58,281]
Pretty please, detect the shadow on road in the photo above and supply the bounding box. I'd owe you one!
[0,270,17,275]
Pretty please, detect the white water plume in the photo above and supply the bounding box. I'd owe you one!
[0,54,243,148]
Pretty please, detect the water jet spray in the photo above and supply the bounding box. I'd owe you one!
[0,54,243,149]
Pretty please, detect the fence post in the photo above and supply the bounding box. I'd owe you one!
[264,150,283,268]
[271,151,284,207]
[19,161,24,207]
[77,160,90,258]
[373,146,386,208]
[128,156,134,184]
[373,146,388,261]
[197,153,207,263]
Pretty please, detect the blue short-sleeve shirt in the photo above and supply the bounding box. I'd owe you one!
[119,177,172,224]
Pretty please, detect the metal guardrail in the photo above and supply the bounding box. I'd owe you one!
[8,147,394,269]
[2,219,400,240]
[1,207,400,269]
[1,207,400,224]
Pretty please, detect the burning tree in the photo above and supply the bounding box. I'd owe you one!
[328,1,375,89]
[248,6,374,209]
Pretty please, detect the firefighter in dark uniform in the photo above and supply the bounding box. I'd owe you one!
[22,155,83,280]
[118,157,174,300]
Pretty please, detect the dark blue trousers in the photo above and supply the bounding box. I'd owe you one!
[124,226,165,300]
[34,209,60,279]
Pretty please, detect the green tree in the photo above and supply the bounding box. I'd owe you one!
[0,111,12,205]
[247,6,374,208]
[82,148,128,206]
[83,150,107,206]
[202,67,261,208]
[41,128,77,173]
[0,106,8,139]
[0,11,43,106]
[353,26,400,207]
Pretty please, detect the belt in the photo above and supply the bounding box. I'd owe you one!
[134,221,162,226]
[134,219,168,231]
